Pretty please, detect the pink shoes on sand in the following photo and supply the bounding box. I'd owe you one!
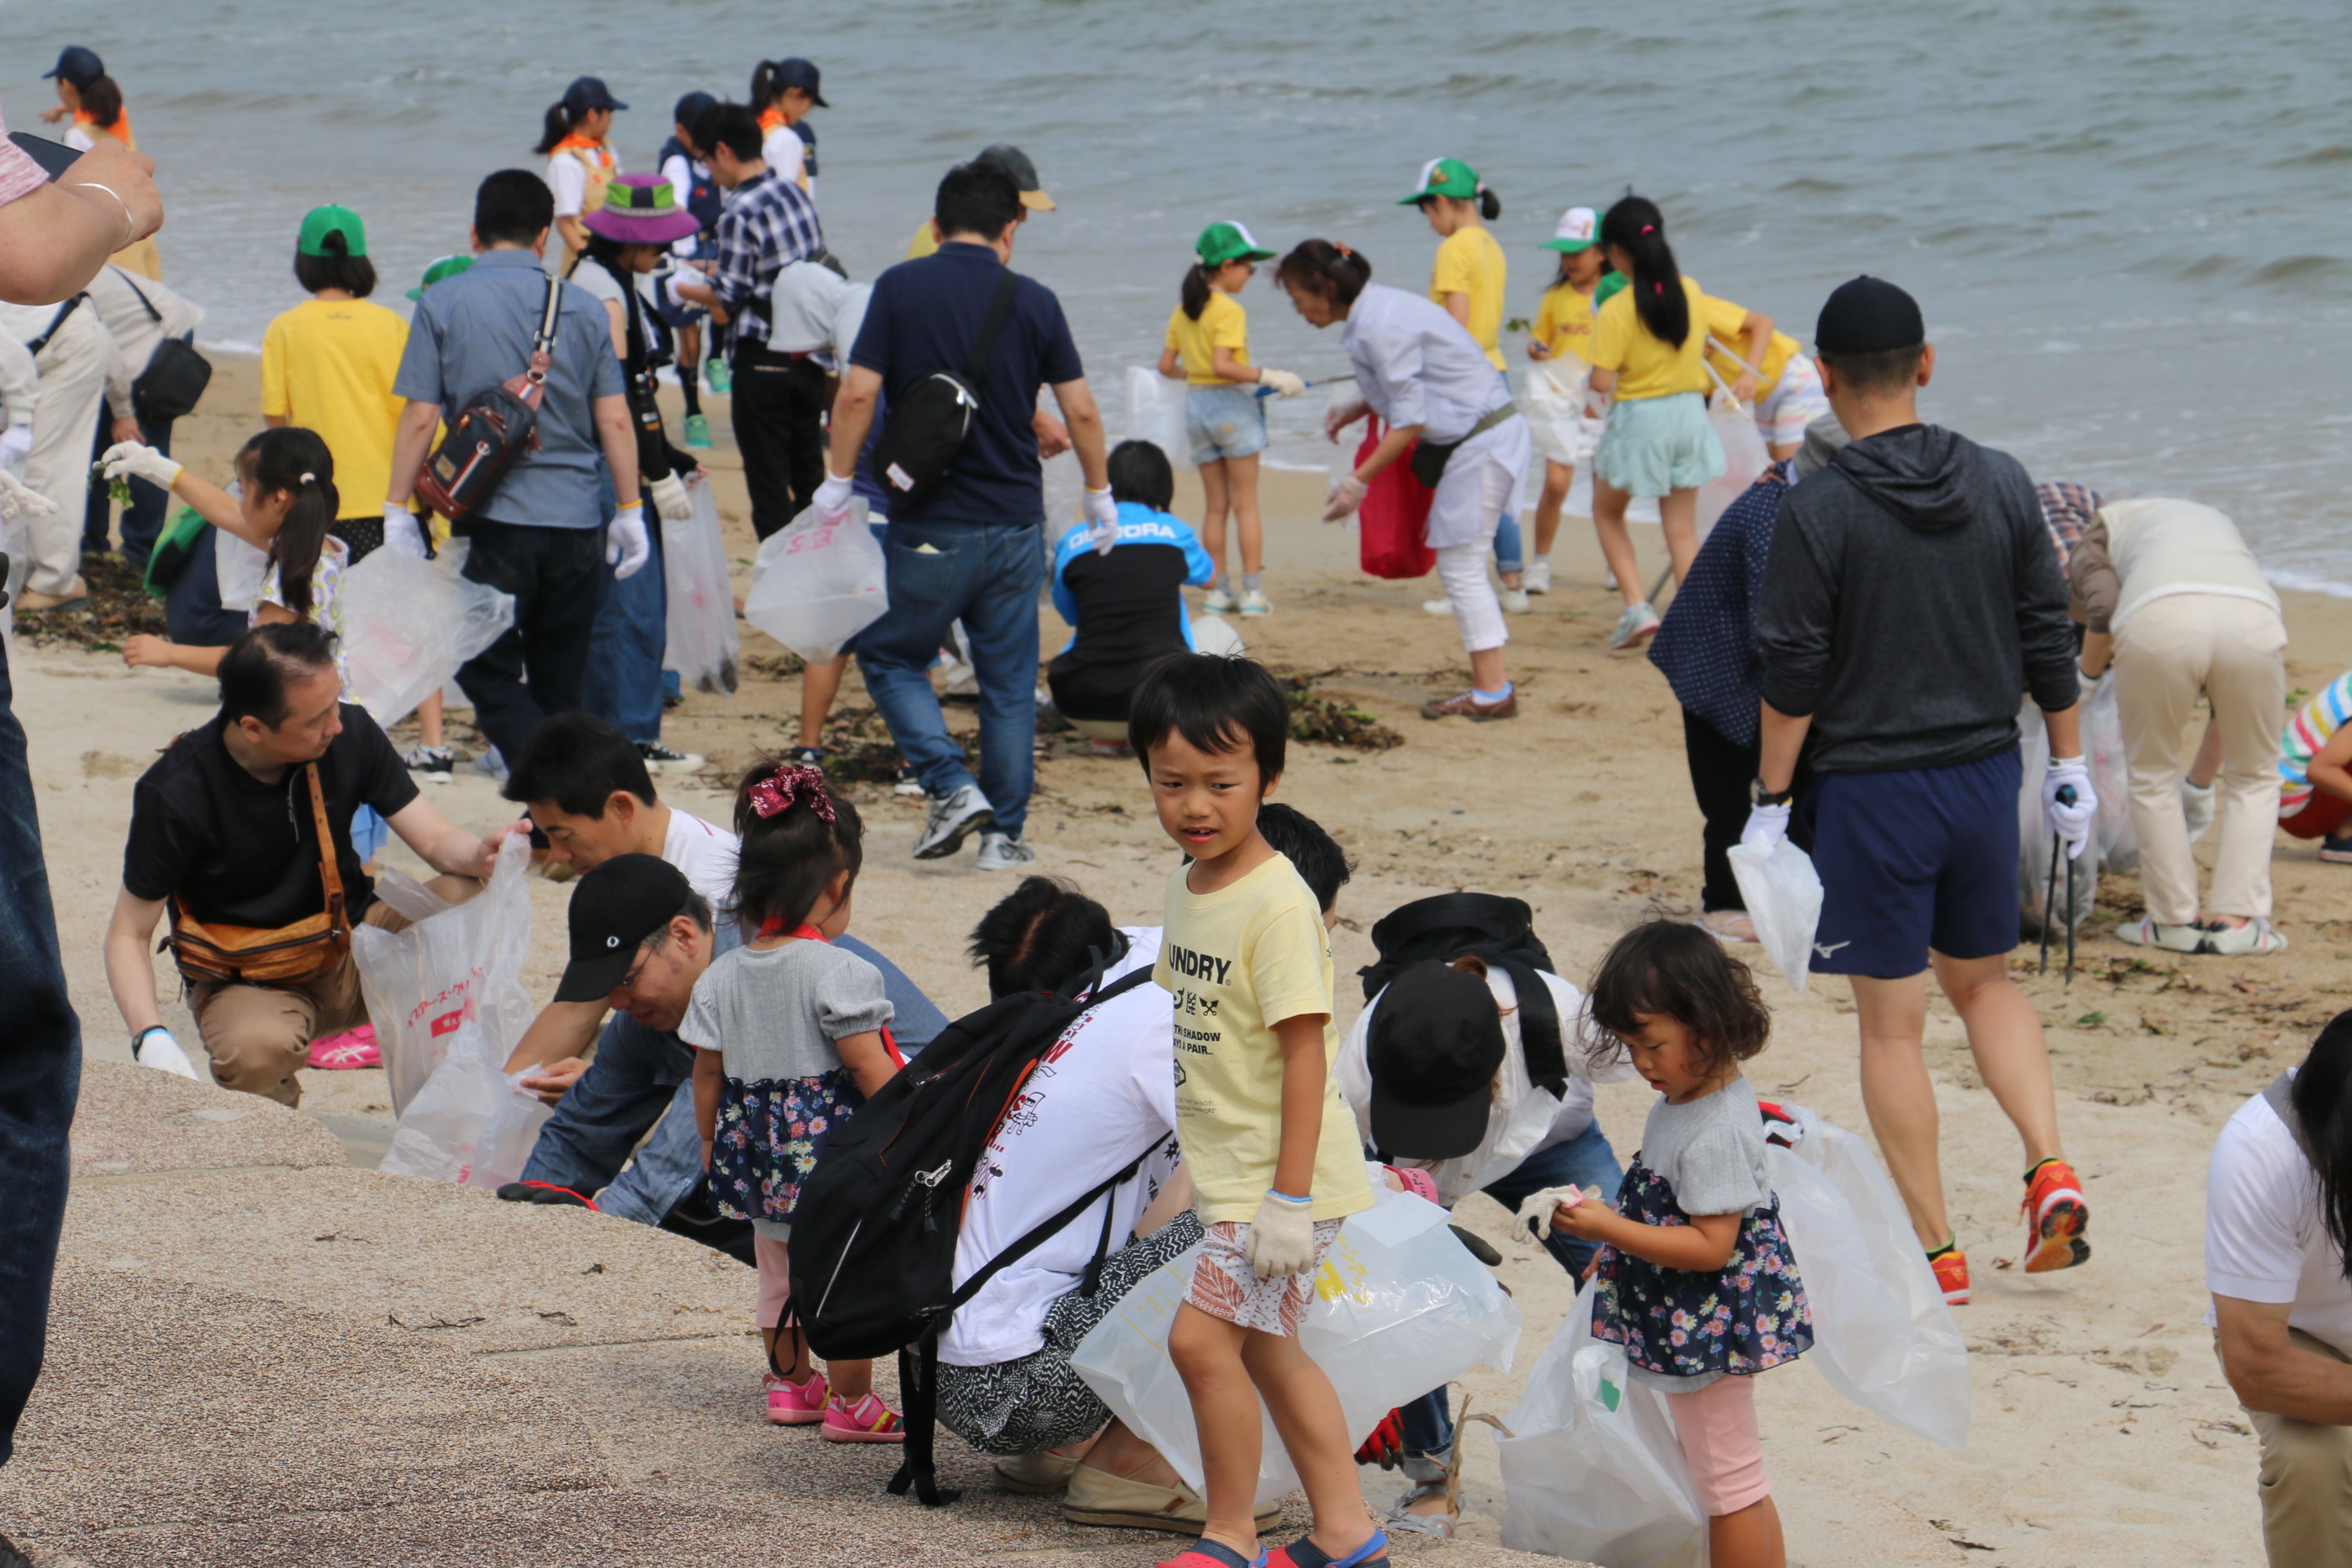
[305,1025,380,1070]
[763,1371,903,1443]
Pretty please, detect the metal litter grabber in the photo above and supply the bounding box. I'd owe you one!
[2039,785,2079,985]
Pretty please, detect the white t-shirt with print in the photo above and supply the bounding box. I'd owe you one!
[662,808,740,910]
[939,927,1182,1369]
[2206,1076,2352,1358]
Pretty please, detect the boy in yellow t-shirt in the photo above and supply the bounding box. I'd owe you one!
[1131,653,1384,1568]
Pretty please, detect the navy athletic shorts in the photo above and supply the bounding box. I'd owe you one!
[1801,745,2021,979]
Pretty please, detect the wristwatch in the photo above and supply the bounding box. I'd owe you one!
[1750,778,1793,808]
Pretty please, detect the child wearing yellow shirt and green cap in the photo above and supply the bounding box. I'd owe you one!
[1157,221,1308,618]
[1522,205,1607,596]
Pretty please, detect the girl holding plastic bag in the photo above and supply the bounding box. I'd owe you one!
[1521,207,1608,597]
[1539,921,1812,1568]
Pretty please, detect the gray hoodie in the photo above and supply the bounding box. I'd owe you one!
[1755,424,2079,774]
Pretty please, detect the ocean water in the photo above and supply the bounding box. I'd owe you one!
[13,1,2352,589]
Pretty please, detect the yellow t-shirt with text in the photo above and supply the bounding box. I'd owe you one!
[1590,275,1712,401]
[1532,282,1596,371]
[1700,291,1797,397]
[1164,291,1253,386]
[1430,226,1508,371]
[1155,854,1373,1225]
[260,298,409,520]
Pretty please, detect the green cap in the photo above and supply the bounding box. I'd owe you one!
[1196,220,1277,270]
[406,253,473,300]
[297,204,368,259]
[1594,270,1629,310]
[1398,157,1481,206]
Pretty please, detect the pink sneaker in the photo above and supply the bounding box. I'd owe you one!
[819,1390,905,1444]
[764,1369,827,1426]
[306,1025,380,1070]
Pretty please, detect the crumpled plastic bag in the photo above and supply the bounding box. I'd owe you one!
[339,540,515,727]
[663,473,740,696]
[741,500,887,664]
[1729,839,1824,992]
[1126,365,1190,473]
[1696,391,1771,542]
[2084,671,2139,872]
[1521,360,1600,467]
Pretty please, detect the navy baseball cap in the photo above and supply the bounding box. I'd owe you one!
[673,90,716,128]
[554,854,692,1003]
[44,47,104,89]
[563,75,627,116]
[772,57,828,108]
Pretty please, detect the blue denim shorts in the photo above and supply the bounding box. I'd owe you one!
[1184,384,1268,465]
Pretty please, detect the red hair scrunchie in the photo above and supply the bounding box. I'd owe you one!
[747,763,836,823]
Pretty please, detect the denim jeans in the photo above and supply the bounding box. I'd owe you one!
[0,637,83,1467]
[453,519,607,766]
[83,399,175,571]
[1396,1121,1623,1476]
[582,468,669,745]
[856,520,1046,838]
[1492,510,1524,576]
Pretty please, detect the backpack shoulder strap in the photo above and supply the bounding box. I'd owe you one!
[963,268,1020,385]
[304,762,348,934]
[113,266,163,323]
[1494,959,1567,1096]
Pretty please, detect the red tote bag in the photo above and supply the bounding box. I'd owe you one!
[1355,418,1436,580]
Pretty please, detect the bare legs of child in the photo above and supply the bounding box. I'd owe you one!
[1199,454,1266,611]
[797,652,852,757]
[417,690,445,752]
[1594,480,1702,649]
[1529,460,1573,589]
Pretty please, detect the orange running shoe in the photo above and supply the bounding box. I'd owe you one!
[2022,1157,2092,1273]
[1928,1242,1970,1306]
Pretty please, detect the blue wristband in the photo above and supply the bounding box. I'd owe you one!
[1267,1188,1313,1205]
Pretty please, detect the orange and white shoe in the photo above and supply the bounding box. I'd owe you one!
[1928,1242,1970,1306]
[2022,1158,2092,1273]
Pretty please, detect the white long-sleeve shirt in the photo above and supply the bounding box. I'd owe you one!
[83,266,204,414]
[0,331,35,426]
[1341,282,1511,446]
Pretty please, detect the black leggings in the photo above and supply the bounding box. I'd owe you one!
[1683,707,1814,913]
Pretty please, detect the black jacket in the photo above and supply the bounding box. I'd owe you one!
[1756,423,2078,774]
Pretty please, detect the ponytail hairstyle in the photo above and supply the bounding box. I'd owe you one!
[1599,194,1689,349]
[2291,1010,2352,1285]
[749,60,783,117]
[293,227,378,299]
[248,427,340,622]
[1274,239,1373,308]
[730,754,865,937]
[533,97,576,156]
[1180,261,1213,321]
[80,74,124,131]
[1474,185,1502,222]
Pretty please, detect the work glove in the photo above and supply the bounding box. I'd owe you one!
[1323,397,1371,444]
[606,502,651,580]
[381,504,429,560]
[1740,800,1792,853]
[133,1026,201,1082]
[647,471,692,522]
[0,469,55,522]
[100,440,182,493]
[1083,485,1119,554]
[1355,1408,1407,1469]
[1245,1190,1318,1279]
[1514,1186,1592,1242]
[810,469,856,526]
[1257,368,1308,399]
[2044,756,2098,860]
[0,422,31,472]
[1323,474,1367,524]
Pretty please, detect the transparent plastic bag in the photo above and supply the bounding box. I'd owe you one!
[1040,447,1086,550]
[1696,392,1771,542]
[339,540,515,727]
[1071,1176,1522,1505]
[2017,698,2100,938]
[464,1068,557,1191]
[215,528,268,614]
[1496,1280,1706,1568]
[1521,360,1596,467]
[1728,839,1824,992]
[663,473,741,696]
[741,499,887,663]
[1766,1104,1971,1451]
[1126,365,1190,473]
[2084,671,2139,872]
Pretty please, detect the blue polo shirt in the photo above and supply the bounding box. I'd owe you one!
[849,241,1084,529]
[391,248,626,530]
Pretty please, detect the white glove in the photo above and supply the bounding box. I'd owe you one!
[0,469,55,522]
[381,504,429,560]
[1257,368,1308,399]
[0,423,30,472]
[2043,756,2098,861]
[1245,1190,1318,1279]
[810,469,856,525]
[1741,800,1792,853]
[133,1026,201,1082]
[648,471,692,522]
[100,440,182,493]
[1324,398,1371,444]
[1514,1185,1598,1241]
[1322,474,1367,524]
[606,502,651,580]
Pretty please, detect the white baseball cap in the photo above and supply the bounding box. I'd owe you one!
[1544,206,1600,253]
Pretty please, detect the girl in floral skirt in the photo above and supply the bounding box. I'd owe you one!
[685,758,906,1442]
[1545,920,1811,1568]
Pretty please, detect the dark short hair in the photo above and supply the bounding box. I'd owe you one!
[1127,652,1288,784]
[934,162,1023,242]
[1816,344,1925,398]
[475,169,555,248]
[293,235,377,299]
[1585,919,1771,1079]
[1275,239,1373,308]
[1106,439,1173,513]
[504,712,657,817]
[1255,803,1351,915]
[641,888,717,955]
[698,103,761,164]
[968,876,1120,999]
[219,622,341,729]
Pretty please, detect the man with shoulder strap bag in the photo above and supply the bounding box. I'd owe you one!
[0,289,112,611]
[79,264,205,571]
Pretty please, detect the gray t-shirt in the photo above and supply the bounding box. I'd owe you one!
[678,939,894,1083]
[1638,1075,1769,1217]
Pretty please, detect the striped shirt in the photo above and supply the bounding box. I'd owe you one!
[708,170,826,349]
[2035,481,2102,573]
[2281,672,2352,812]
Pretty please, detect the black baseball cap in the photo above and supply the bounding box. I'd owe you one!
[772,57,828,108]
[1814,275,1925,356]
[976,143,1056,211]
[563,75,628,116]
[1366,961,1507,1160]
[673,90,717,129]
[44,47,104,89]
[554,854,692,1003]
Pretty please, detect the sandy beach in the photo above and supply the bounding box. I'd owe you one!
[6,351,2347,1565]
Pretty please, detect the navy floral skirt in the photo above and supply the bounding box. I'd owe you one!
[709,1068,863,1229]
[1589,1157,1814,1381]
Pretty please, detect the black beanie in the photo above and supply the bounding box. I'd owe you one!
[1815,275,1924,355]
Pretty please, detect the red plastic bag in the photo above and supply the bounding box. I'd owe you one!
[1356,420,1436,580]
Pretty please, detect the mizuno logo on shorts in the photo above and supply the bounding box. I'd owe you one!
[1813,940,1850,959]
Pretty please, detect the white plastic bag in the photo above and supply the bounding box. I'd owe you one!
[464,1068,558,1191]
[663,473,741,696]
[354,833,535,1124]
[1040,447,1085,549]
[339,540,515,727]
[1767,1104,1971,1451]
[1695,393,1770,542]
[2017,698,2100,937]
[215,527,268,614]
[1521,360,1597,467]
[2084,671,2139,872]
[1497,1280,1706,1568]
[1071,1177,1522,1505]
[1728,840,1823,992]
[741,499,887,663]
[1126,365,1190,473]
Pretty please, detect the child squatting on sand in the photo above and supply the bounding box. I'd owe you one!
[1130,651,1387,1568]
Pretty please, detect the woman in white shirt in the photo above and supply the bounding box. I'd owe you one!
[750,58,823,199]
[1281,239,1531,723]
[535,75,627,275]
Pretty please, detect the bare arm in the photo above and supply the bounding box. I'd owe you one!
[827,365,881,477]
[0,142,164,305]
[1556,1193,1742,1271]
[836,1029,899,1100]
[382,797,513,880]
[122,636,226,674]
[1047,378,1109,491]
[166,467,273,549]
[504,997,610,1093]
[386,401,440,507]
[103,887,170,1035]
[1157,344,1181,380]
[1758,701,1812,795]
[556,214,591,260]
[1272,1012,1333,1202]
[1731,311,1772,404]
[2215,1294,2352,1424]
[600,298,628,361]
[693,1045,722,1164]
[2078,631,2113,680]
[2308,725,2352,805]
[1209,346,1260,386]
[263,413,288,429]
[592,393,641,509]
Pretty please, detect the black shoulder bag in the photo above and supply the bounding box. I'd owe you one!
[863,269,1019,509]
[416,273,564,524]
[117,270,213,424]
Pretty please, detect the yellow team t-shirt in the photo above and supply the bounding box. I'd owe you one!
[1700,291,1797,397]
[260,298,409,520]
[1590,276,1712,401]
[906,217,940,260]
[1531,282,1596,372]
[1430,226,1508,371]
[1164,291,1253,386]
[1155,854,1374,1226]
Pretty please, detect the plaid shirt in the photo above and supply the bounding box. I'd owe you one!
[709,171,826,348]
[2035,481,2103,572]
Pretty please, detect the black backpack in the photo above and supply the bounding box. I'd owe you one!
[863,268,1017,510]
[1358,893,1571,1098]
[787,954,1161,1507]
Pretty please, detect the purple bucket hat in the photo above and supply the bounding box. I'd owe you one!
[583,173,701,245]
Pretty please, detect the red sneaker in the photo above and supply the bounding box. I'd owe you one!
[1928,1244,1970,1306]
[2023,1158,2092,1273]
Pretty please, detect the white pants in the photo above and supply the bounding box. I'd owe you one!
[1431,445,1516,657]
[2113,593,2288,923]
[20,304,110,596]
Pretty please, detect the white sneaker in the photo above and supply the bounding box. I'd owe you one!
[2181,779,2217,844]
[914,783,995,859]
[1525,560,1553,595]
[1499,587,1531,615]
[975,832,1035,872]
[2113,917,2204,954]
[2202,917,2288,956]
[893,763,926,798]
[134,1028,202,1082]
[1239,589,1273,616]
[1422,598,1455,616]
[1609,602,1662,649]
[1202,585,1236,614]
